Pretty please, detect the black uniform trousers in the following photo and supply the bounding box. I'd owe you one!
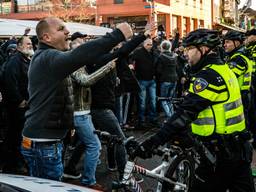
[190,141,255,192]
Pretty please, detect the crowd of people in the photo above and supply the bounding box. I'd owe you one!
[0,17,256,191]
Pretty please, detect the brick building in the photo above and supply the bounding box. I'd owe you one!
[96,0,212,38]
[212,0,246,32]
[0,0,95,22]
[1,0,212,38]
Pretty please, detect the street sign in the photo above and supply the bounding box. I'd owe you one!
[144,5,157,8]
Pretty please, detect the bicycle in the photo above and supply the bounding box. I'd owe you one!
[94,130,216,192]
[156,97,184,104]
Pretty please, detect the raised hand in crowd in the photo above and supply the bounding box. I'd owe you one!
[116,22,133,40]
[144,21,157,38]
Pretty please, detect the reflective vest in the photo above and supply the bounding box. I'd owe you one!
[227,53,252,91]
[189,64,246,137]
[246,44,256,73]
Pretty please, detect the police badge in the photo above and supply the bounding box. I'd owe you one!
[193,78,209,93]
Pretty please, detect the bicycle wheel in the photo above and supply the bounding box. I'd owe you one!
[162,153,195,192]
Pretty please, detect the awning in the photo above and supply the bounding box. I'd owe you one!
[0,18,112,37]
[214,22,246,33]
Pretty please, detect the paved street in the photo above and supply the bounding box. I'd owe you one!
[95,128,162,191]
[90,128,256,191]
[69,127,163,191]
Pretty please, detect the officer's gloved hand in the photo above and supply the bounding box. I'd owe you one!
[125,139,140,155]
[133,138,157,159]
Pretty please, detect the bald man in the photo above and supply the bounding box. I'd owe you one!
[20,17,133,181]
[130,38,158,128]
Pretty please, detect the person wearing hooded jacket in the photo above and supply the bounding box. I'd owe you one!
[156,40,178,117]
[130,29,255,192]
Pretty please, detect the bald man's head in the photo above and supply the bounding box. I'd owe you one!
[143,38,153,51]
[35,17,70,51]
[36,19,50,40]
[36,17,63,40]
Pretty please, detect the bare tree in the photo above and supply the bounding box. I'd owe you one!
[48,0,94,22]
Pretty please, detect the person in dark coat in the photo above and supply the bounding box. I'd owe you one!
[87,28,152,179]
[20,17,133,181]
[156,40,178,117]
[1,36,33,174]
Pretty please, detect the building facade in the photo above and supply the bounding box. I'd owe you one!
[212,0,246,32]
[96,0,212,38]
[0,0,212,38]
[0,0,95,22]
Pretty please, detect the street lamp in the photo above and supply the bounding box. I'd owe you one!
[146,0,152,23]
[146,0,157,23]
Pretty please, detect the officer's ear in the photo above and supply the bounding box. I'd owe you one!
[199,46,210,55]
[234,40,241,47]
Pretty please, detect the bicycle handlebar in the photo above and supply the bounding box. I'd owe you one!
[157,97,184,103]
[94,130,123,144]
[94,130,216,165]
[94,130,134,146]
[152,147,173,157]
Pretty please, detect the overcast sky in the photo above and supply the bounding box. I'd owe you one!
[239,0,256,9]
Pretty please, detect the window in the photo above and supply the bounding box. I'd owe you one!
[183,17,187,36]
[199,20,204,28]
[172,15,178,34]
[193,0,196,8]
[114,0,123,4]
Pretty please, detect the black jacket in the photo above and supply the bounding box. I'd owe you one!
[131,47,157,80]
[23,29,126,139]
[87,34,146,110]
[115,57,141,97]
[149,53,227,146]
[3,51,30,107]
[156,51,178,83]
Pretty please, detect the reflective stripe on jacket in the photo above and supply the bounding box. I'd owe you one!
[227,53,252,91]
[246,44,256,73]
[190,64,246,136]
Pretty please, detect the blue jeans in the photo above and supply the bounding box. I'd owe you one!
[160,82,177,117]
[91,109,126,177]
[138,80,157,122]
[21,142,63,181]
[115,93,131,126]
[74,114,101,185]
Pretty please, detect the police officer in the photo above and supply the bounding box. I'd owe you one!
[131,29,255,192]
[245,29,256,100]
[223,30,253,129]
[245,29,256,76]
[245,29,256,65]
[245,29,256,149]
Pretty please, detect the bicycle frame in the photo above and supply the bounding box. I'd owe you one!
[94,130,203,192]
[120,149,187,192]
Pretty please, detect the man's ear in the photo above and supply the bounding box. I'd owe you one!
[42,33,51,43]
